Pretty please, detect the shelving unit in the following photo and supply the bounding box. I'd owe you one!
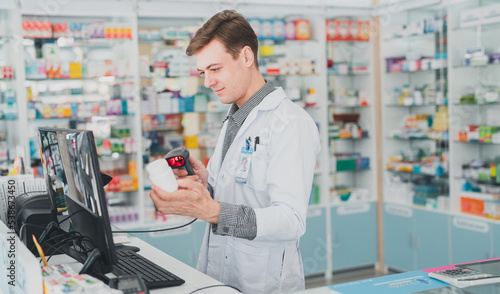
[326,17,375,204]
[136,13,230,230]
[448,0,500,221]
[323,12,378,277]
[18,0,145,228]
[381,3,449,208]
[0,0,22,170]
[380,2,452,272]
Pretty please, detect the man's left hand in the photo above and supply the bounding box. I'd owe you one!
[150,179,220,224]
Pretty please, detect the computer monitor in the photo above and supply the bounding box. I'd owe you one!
[38,127,117,277]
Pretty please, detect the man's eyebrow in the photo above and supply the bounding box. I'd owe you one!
[197,63,221,71]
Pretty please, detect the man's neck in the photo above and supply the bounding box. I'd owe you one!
[235,72,266,108]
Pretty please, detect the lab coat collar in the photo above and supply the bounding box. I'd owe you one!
[254,87,286,111]
[230,87,286,142]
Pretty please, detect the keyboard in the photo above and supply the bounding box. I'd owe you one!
[114,249,185,289]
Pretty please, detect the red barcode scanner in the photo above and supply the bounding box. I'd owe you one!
[165,146,195,176]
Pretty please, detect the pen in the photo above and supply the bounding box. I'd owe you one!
[254,136,259,151]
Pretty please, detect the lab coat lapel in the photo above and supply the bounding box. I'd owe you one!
[232,87,286,142]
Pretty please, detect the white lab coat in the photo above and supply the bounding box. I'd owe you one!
[197,87,320,294]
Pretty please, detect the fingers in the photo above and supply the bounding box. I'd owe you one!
[150,185,176,201]
[189,156,205,169]
[182,175,202,184]
[149,189,164,210]
[173,168,188,177]
[177,178,204,191]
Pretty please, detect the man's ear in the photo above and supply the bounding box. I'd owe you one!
[241,46,254,68]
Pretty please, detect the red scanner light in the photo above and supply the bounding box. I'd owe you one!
[167,156,185,168]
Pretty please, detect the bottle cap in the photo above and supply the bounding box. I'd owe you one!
[147,159,171,176]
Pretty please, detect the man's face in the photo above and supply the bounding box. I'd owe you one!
[196,39,251,106]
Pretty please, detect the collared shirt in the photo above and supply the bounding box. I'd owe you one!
[220,81,275,164]
[211,81,275,240]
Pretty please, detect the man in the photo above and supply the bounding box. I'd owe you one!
[150,10,320,294]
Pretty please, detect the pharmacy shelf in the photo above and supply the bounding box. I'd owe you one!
[330,104,370,109]
[328,71,371,77]
[140,75,201,79]
[141,127,179,132]
[452,22,500,32]
[23,37,131,47]
[331,168,371,174]
[25,76,134,82]
[385,67,447,74]
[387,137,448,142]
[453,141,500,145]
[262,73,320,77]
[456,177,500,186]
[383,32,437,41]
[142,110,228,116]
[386,170,449,179]
[326,40,370,44]
[453,63,500,69]
[453,102,500,106]
[385,104,445,108]
[331,137,370,141]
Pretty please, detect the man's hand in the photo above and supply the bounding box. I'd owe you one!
[172,157,209,189]
[150,178,220,224]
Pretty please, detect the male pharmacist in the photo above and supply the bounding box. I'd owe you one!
[150,10,320,294]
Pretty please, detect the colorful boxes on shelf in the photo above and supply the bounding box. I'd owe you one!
[325,20,370,41]
[330,187,370,204]
[248,18,310,41]
[462,160,500,183]
[458,125,500,143]
[460,191,500,218]
[23,20,132,39]
[331,153,370,172]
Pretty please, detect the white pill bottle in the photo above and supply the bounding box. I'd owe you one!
[146,159,178,192]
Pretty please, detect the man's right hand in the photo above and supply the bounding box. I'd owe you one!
[172,156,209,189]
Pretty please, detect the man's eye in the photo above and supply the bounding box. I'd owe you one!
[199,72,205,76]
[211,68,219,72]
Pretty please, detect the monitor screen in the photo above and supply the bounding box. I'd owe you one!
[38,127,117,276]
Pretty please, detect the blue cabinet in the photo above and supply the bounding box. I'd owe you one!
[451,216,491,264]
[492,223,500,258]
[384,204,452,271]
[331,202,377,270]
[414,209,450,269]
[383,203,415,271]
[300,207,327,275]
[138,224,198,268]
[192,220,207,267]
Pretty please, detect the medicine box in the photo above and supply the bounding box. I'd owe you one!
[295,19,310,40]
[461,196,484,216]
[460,7,482,28]
[482,4,500,25]
[484,200,500,220]
[336,158,356,171]
[356,157,370,170]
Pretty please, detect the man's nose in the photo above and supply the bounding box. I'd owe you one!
[204,73,215,88]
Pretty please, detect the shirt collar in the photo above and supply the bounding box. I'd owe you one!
[228,81,275,126]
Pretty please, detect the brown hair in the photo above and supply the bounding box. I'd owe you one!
[186,10,259,68]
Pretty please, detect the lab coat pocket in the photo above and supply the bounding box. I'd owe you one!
[280,246,304,292]
[248,146,268,191]
[226,241,269,294]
